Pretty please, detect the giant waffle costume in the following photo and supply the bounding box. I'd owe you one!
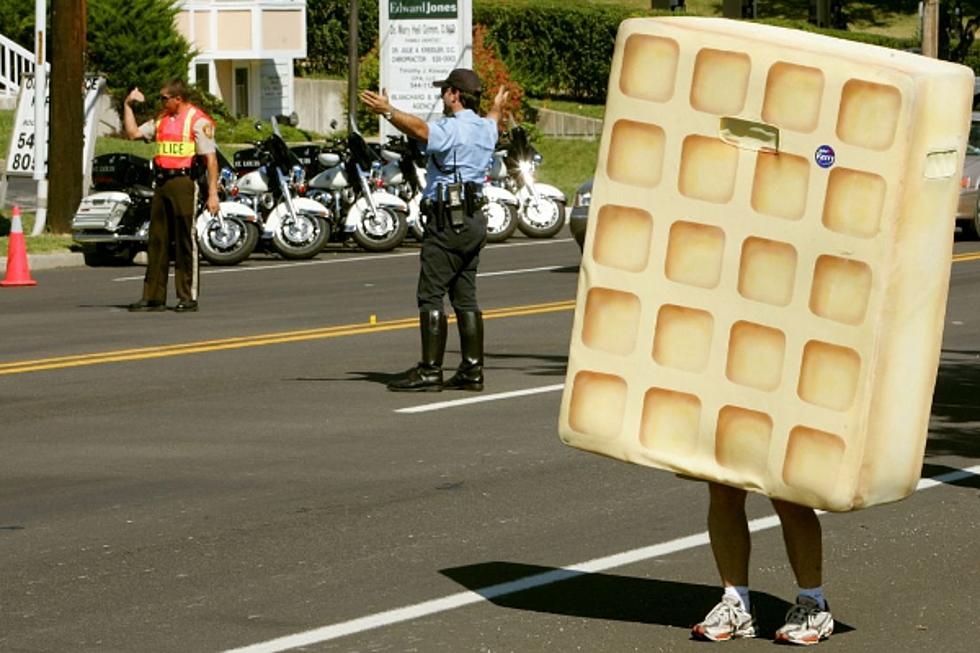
[558,17,974,512]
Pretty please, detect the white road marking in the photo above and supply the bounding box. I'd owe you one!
[478,265,568,277]
[395,384,565,413]
[113,238,575,282]
[221,460,980,653]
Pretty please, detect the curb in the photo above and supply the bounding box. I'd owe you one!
[0,252,86,271]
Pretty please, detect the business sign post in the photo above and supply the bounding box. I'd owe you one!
[379,0,472,140]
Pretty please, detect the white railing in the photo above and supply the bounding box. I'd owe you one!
[0,33,36,96]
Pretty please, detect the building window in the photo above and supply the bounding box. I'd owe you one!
[195,63,210,93]
[234,67,249,117]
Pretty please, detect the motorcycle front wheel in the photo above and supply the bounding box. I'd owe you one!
[353,207,409,252]
[272,213,331,260]
[483,200,518,243]
[517,197,566,239]
[198,216,260,266]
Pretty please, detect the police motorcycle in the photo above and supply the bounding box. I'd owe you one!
[303,118,409,252]
[481,149,521,243]
[229,117,331,259]
[495,124,566,238]
[71,152,155,265]
[72,150,259,266]
[194,149,262,265]
[377,135,428,241]
[377,134,519,244]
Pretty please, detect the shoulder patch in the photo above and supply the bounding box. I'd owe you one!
[202,123,215,140]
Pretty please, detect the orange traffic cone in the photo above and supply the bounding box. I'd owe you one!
[1,206,38,287]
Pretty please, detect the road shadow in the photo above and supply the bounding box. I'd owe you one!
[926,349,980,460]
[292,351,568,385]
[440,561,854,638]
[921,463,980,491]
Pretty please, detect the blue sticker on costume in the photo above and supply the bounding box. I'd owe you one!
[814,145,836,169]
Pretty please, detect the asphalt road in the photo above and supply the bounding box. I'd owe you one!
[1,232,979,653]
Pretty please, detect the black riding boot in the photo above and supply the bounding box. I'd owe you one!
[387,310,446,392]
[444,310,484,391]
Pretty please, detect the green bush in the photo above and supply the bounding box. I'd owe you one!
[302,1,379,77]
[475,0,653,101]
[87,0,196,123]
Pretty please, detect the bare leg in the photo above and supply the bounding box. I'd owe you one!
[707,482,750,587]
[771,498,822,588]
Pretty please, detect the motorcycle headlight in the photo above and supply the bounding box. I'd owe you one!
[532,153,543,164]
[261,193,275,210]
[518,160,535,175]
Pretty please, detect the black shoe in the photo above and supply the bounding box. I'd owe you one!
[174,300,199,313]
[443,367,484,392]
[128,300,166,312]
[387,365,443,392]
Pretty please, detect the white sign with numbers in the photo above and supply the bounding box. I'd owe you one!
[5,74,105,178]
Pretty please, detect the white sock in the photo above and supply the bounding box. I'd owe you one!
[798,586,827,610]
[724,585,750,611]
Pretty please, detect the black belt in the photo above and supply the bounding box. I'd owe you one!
[156,168,191,181]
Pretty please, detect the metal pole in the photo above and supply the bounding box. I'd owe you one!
[348,0,359,128]
[922,0,940,58]
[32,0,47,235]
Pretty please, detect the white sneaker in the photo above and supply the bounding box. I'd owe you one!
[691,595,756,641]
[774,595,834,645]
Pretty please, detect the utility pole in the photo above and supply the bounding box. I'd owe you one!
[47,0,86,233]
[348,0,359,129]
[922,0,940,58]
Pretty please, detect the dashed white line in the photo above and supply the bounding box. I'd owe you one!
[222,463,980,653]
[395,383,565,413]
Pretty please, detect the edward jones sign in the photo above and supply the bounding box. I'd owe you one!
[389,1,458,20]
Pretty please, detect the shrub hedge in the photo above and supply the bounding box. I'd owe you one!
[472,1,920,101]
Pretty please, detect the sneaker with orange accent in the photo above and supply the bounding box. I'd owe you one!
[774,596,834,645]
[691,595,756,641]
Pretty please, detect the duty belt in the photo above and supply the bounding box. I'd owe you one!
[155,168,191,182]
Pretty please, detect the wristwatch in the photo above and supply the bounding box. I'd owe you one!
[383,109,394,121]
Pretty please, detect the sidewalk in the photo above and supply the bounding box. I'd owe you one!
[0,251,85,272]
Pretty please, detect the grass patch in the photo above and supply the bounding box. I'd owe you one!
[535,137,601,200]
[0,209,78,257]
[0,109,12,160]
[530,98,605,120]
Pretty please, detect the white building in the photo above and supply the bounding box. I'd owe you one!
[175,0,307,120]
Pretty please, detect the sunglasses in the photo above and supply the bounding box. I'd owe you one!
[159,94,174,102]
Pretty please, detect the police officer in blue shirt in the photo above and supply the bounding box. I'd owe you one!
[361,69,509,392]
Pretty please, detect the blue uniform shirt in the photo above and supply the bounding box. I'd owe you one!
[423,109,498,199]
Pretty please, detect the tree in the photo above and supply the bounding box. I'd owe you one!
[86,0,194,123]
[303,1,379,77]
[0,0,38,49]
[942,0,980,63]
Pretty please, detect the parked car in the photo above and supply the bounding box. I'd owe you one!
[956,112,980,239]
[569,177,593,251]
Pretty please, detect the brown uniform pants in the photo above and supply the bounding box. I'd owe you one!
[142,175,199,304]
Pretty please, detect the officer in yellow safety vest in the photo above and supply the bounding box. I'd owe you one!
[122,78,219,312]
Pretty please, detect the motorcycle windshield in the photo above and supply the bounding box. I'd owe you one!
[347,131,378,171]
[266,133,301,171]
